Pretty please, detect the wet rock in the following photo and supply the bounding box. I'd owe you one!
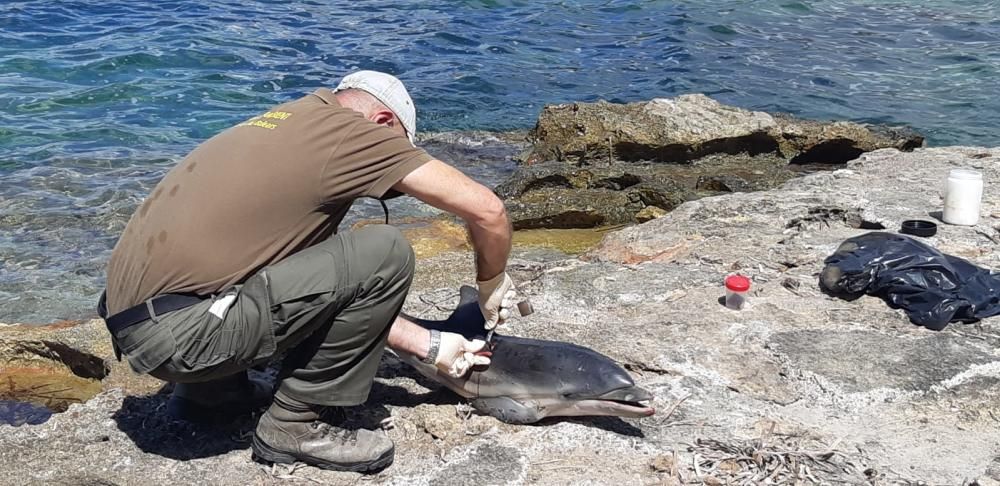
[0,319,162,419]
[696,174,753,192]
[0,320,109,375]
[523,95,780,164]
[502,95,922,229]
[495,163,695,228]
[503,187,638,229]
[353,217,471,259]
[511,228,609,255]
[522,94,923,165]
[774,115,924,164]
[635,206,668,223]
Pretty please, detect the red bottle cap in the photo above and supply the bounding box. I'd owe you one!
[725,274,751,292]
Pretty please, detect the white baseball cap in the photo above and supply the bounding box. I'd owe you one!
[334,70,416,145]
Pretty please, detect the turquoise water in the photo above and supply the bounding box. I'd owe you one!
[1,1,999,322]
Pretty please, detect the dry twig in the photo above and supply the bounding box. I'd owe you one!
[655,394,691,425]
[686,432,865,485]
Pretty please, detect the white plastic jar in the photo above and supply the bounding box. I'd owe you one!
[942,168,984,226]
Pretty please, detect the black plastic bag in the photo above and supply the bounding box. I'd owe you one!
[820,232,1000,330]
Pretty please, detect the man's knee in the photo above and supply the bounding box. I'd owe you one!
[354,224,414,279]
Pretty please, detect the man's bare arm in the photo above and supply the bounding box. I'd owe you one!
[392,159,511,280]
[387,315,430,358]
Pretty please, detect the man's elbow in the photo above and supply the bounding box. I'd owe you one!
[470,193,510,230]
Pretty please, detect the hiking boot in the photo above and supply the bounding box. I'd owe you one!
[166,371,271,423]
[251,396,394,473]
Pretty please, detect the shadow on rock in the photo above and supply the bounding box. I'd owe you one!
[533,415,645,437]
[370,380,463,408]
[373,378,643,437]
[112,387,258,460]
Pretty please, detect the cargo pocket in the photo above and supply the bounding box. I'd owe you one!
[174,306,238,371]
[163,273,276,376]
[118,324,177,375]
[232,271,277,366]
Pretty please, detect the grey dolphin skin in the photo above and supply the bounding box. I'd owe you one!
[396,286,655,424]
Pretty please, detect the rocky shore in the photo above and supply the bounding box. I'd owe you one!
[501,95,922,229]
[2,96,999,485]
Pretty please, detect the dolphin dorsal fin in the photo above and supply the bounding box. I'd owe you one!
[435,285,486,338]
[458,285,478,307]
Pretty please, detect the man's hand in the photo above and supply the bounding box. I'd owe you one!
[435,332,490,378]
[477,271,517,330]
[387,317,490,378]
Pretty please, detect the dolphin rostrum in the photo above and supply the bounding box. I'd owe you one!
[396,286,655,424]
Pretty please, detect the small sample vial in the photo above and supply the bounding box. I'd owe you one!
[724,274,751,310]
[516,300,534,317]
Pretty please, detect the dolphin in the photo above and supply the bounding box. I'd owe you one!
[396,286,655,424]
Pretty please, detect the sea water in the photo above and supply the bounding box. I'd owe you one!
[1,1,999,322]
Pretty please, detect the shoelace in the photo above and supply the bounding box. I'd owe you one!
[309,407,358,444]
[309,422,359,444]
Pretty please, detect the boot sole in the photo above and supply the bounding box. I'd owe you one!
[251,434,394,473]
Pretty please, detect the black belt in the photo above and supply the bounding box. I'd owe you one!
[98,290,207,336]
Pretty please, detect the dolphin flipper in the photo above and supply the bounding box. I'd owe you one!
[469,397,544,425]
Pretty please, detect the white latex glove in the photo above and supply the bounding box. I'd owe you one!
[477,271,517,330]
[435,332,491,378]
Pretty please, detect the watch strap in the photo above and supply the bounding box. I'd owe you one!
[421,329,441,364]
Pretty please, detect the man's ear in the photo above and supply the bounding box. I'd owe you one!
[370,109,396,128]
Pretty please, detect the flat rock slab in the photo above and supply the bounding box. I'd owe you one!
[428,443,528,486]
[769,330,996,393]
[523,94,923,164]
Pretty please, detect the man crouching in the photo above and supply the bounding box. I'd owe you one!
[100,71,518,472]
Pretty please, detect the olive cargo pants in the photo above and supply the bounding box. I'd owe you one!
[112,225,415,406]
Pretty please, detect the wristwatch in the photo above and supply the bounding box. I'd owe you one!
[421,329,441,364]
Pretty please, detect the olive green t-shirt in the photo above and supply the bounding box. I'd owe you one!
[105,88,432,314]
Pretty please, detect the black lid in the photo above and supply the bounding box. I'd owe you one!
[900,220,937,237]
